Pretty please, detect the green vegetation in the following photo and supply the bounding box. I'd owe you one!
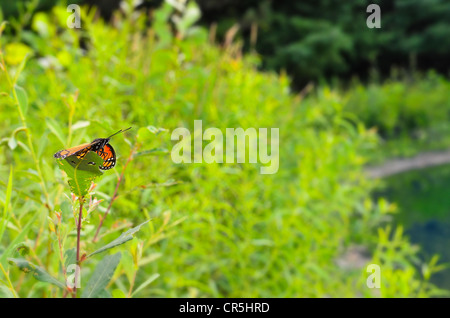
[197,0,450,87]
[0,1,448,298]
[374,164,450,291]
[4,0,450,87]
[342,73,450,162]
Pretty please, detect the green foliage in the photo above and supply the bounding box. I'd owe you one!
[373,164,450,293]
[0,212,38,267]
[14,85,28,116]
[0,167,13,244]
[88,220,149,258]
[0,2,444,298]
[0,285,14,298]
[8,258,66,289]
[342,73,450,160]
[64,248,76,270]
[81,252,121,298]
[130,273,160,297]
[56,151,103,197]
[198,0,450,86]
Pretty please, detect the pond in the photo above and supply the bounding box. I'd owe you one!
[373,163,450,291]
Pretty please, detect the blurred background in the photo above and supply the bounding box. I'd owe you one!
[0,0,450,297]
[2,0,450,88]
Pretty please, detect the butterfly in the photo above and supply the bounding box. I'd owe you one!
[54,127,131,170]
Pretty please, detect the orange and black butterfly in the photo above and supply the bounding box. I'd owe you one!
[54,127,131,170]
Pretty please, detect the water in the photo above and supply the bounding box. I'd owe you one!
[373,163,450,291]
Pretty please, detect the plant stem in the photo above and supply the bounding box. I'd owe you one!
[73,197,84,298]
[0,263,18,298]
[56,227,67,280]
[92,146,136,242]
[127,269,138,298]
[92,180,120,243]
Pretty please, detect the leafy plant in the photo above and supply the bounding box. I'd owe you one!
[0,1,445,298]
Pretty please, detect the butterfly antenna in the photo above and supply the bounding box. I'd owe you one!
[107,127,132,139]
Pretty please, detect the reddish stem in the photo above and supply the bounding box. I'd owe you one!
[73,197,84,298]
[92,146,136,242]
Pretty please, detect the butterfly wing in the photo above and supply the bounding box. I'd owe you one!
[55,137,119,171]
[96,143,116,170]
[54,143,93,159]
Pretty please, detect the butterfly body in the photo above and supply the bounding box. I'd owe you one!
[54,128,130,170]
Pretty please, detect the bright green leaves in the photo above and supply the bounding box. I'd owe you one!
[81,252,121,298]
[135,126,169,157]
[167,0,201,38]
[88,220,149,258]
[45,117,66,145]
[3,43,32,66]
[0,212,38,267]
[111,289,126,298]
[136,125,167,143]
[14,85,28,116]
[31,12,54,38]
[80,221,148,297]
[0,21,8,38]
[0,167,13,244]
[56,151,104,197]
[7,258,66,289]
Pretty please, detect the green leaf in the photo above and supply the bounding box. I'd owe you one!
[13,53,31,84]
[2,166,12,219]
[45,117,65,145]
[173,1,201,34]
[14,85,28,115]
[56,151,104,197]
[0,21,8,38]
[133,148,168,157]
[0,212,38,266]
[17,141,31,154]
[12,242,30,257]
[64,248,76,269]
[7,258,66,289]
[7,127,25,151]
[31,12,52,38]
[131,273,160,297]
[0,286,14,298]
[112,289,126,298]
[87,220,149,258]
[136,126,167,143]
[145,126,168,135]
[37,130,49,159]
[4,43,31,65]
[81,252,121,298]
[72,121,90,131]
[96,289,112,298]
[7,137,17,150]
[0,166,13,243]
